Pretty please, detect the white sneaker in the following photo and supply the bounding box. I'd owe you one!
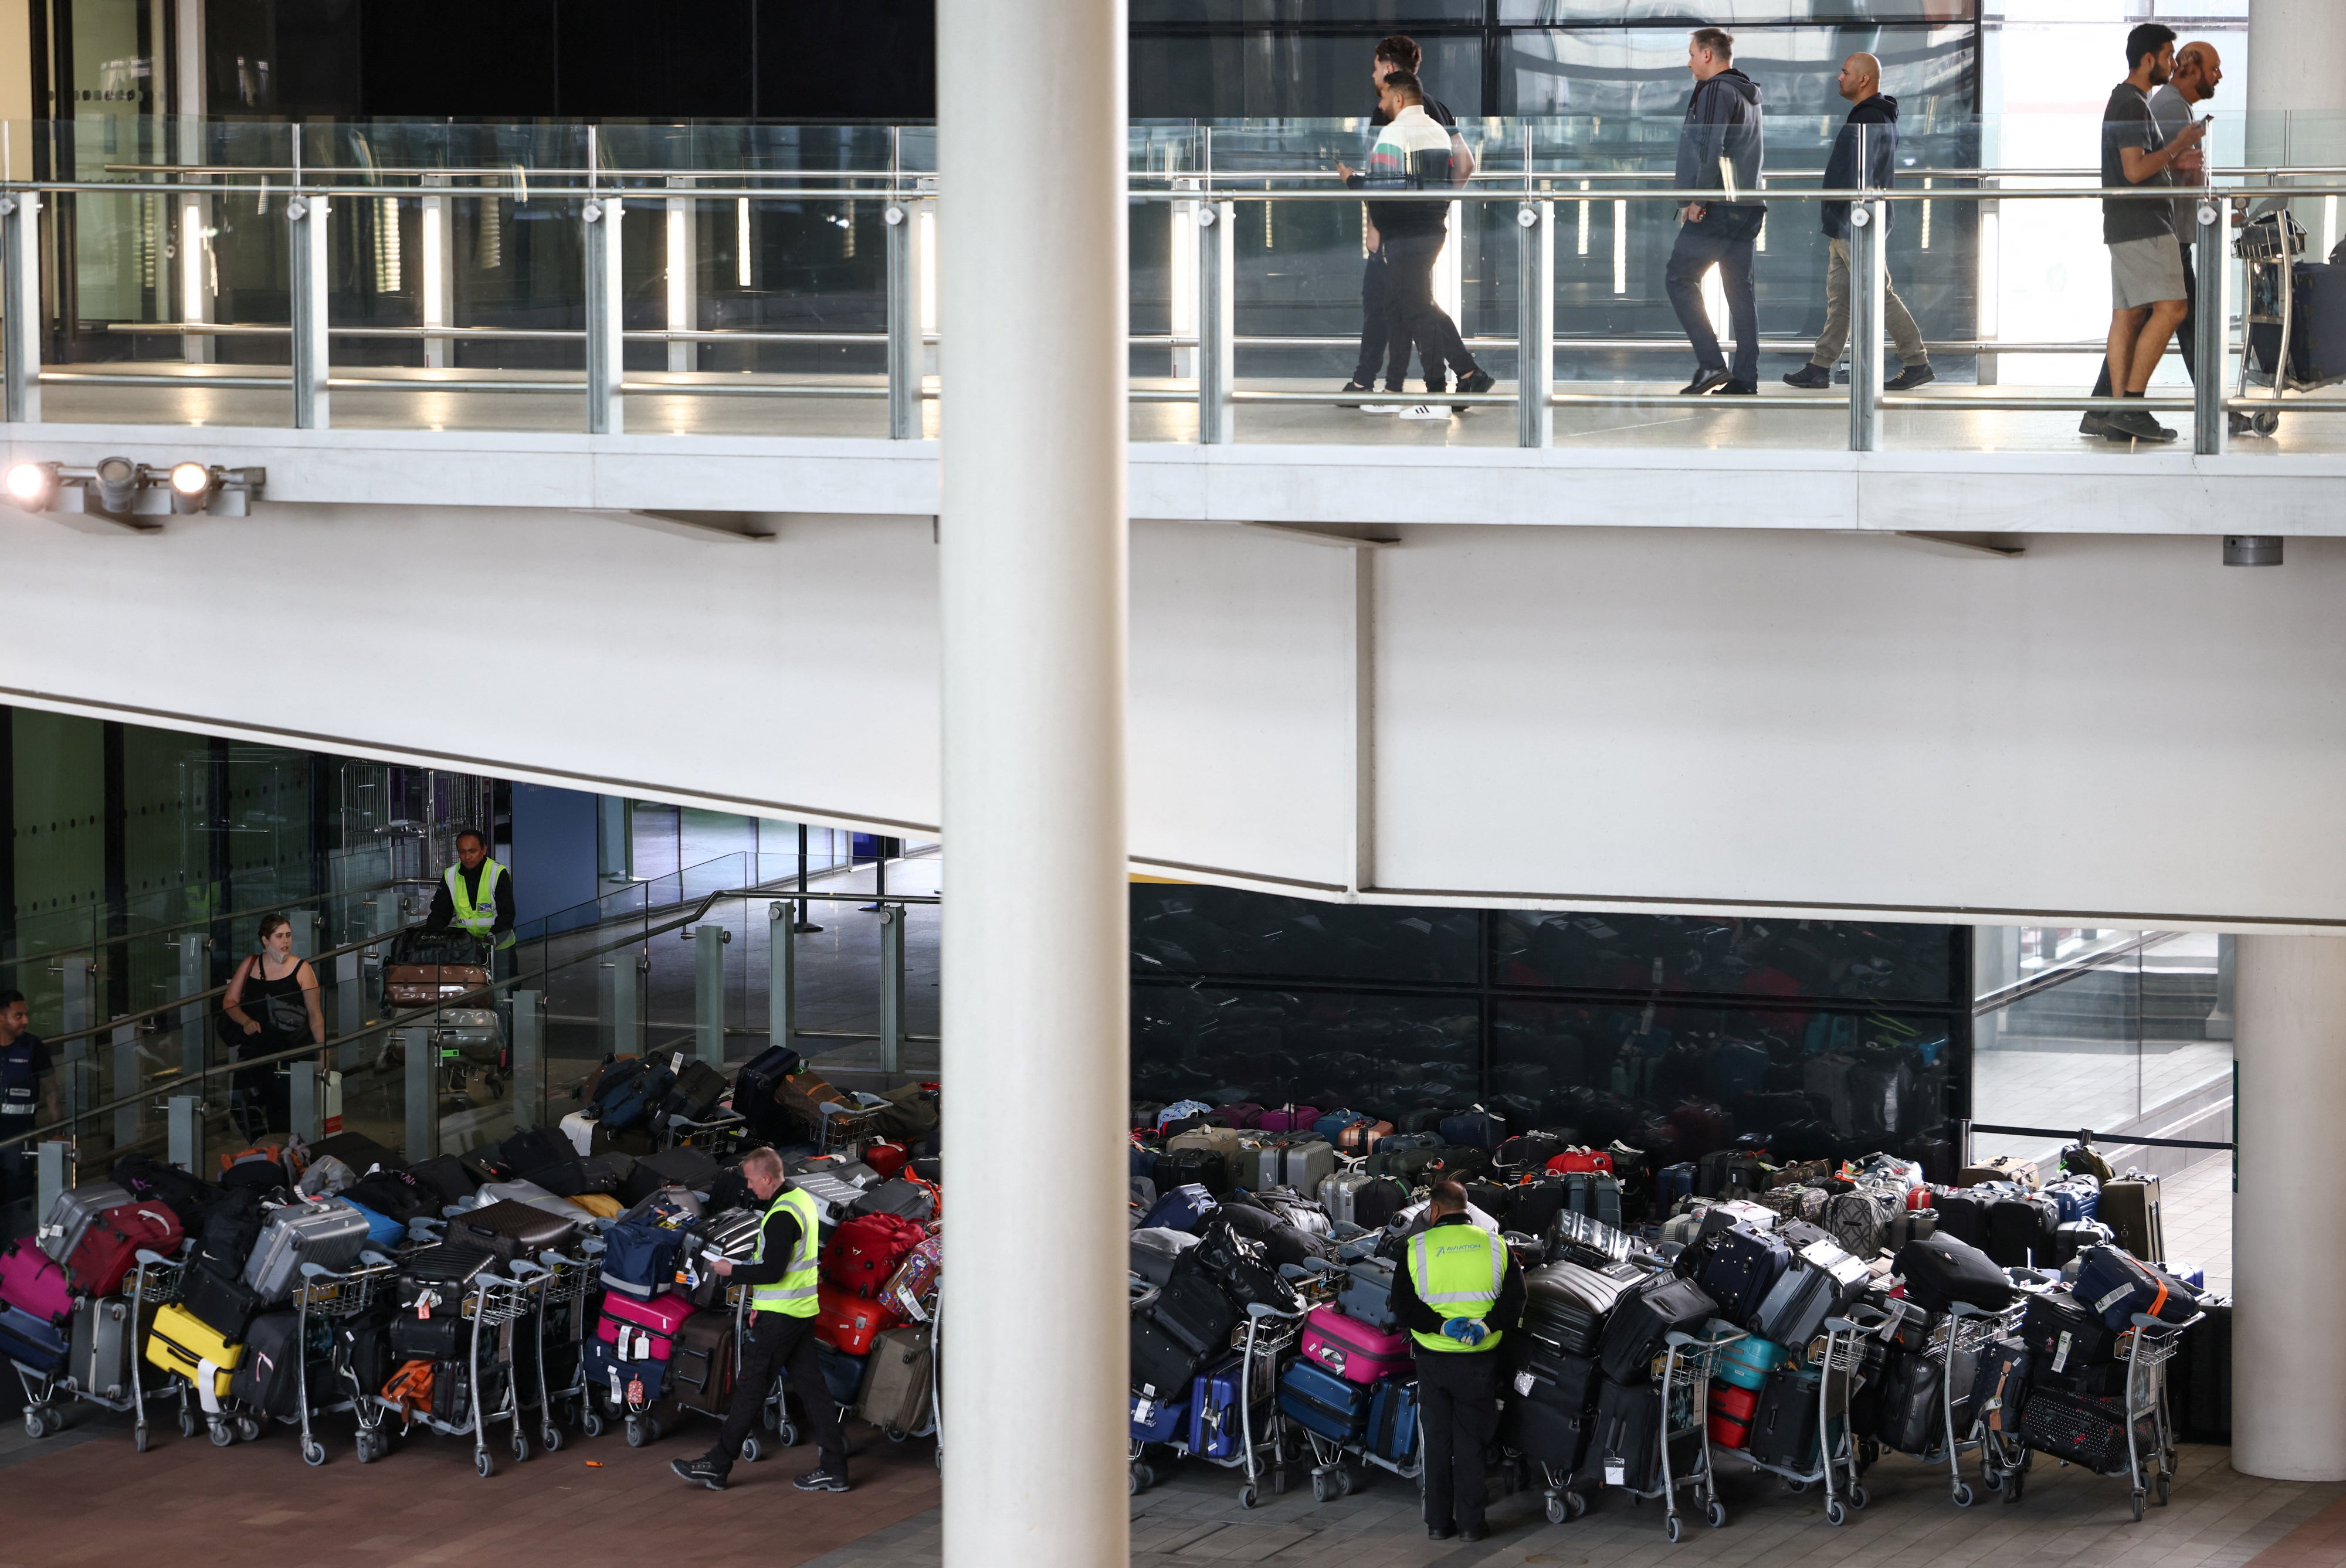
[1397,403,1450,420]
[1358,401,1405,414]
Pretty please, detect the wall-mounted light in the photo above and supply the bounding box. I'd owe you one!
[1,457,266,524]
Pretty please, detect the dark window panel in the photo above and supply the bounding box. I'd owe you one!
[559,0,754,120]
[755,0,935,121]
[358,0,559,118]
[1492,912,1961,1007]
[1131,31,1483,117]
[1134,0,1485,24]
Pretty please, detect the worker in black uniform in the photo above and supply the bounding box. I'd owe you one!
[670,1146,852,1494]
[0,988,63,1223]
[1393,1177,1525,1541]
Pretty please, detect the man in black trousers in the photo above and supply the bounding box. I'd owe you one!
[1341,34,1477,408]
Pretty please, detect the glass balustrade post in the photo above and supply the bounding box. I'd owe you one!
[288,1059,318,1144]
[177,933,209,1080]
[288,189,331,430]
[584,195,626,436]
[167,1094,202,1175]
[2195,195,2229,456]
[37,1141,69,1230]
[768,901,796,1056]
[59,956,93,1037]
[887,197,928,439]
[113,1021,141,1150]
[694,923,730,1068]
[1846,195,1885,454]
[0,188,39,423]
[511,989,543,1130]
[879,904,906,1076]
[602,948,643,1058]
[336,948,364,1042]
[1197,199,1235,445]
[402,1027,436,1163]
[1516,202,1554,449]
[665,177,698,375]
[422,174,453,369]
[291,909,318,960]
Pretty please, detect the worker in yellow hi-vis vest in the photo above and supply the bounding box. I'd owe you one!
[1395,1178,1525,1542]
[428,830,514,950]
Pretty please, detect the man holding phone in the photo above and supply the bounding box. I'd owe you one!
[2084,36,2227,436]
[2091,22,2209,444]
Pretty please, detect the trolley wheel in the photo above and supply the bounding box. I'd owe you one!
[1847,1485,1869,1511]
[235,1416,262,1444]
[1707,1500,1727,1529]
[476,1450,496,1480]
[1785,1478,1809,1494]
[1952,1482,1975,1509]
[1239,1485,1260,1510]
[511,1431,531,1464]
[2131,1489,2146,1522]
[644,1418,663,1444]
[1984,1468,2004,1492]
[1313,1472,1330,1503]
[303,1438,327,1467]
[1568,1492,1588,1520]
[2006,1473,2025,1504]
[1826,1501,1847,1527]
[2157,1474,2171,1506]
[209,1420,234,1448]
[579,1409,604,1440]
[775,1420,801,1448]
[1667,1515,1683,1543]
[22,1410,46,1440]
[885,1426,907,1443]
[178,1409,199,1440]
[541,1424,564,1454]
[355,1432,381,1464]
[133,1426,150,1454]
[1546,1495,1569,1525]
[625,1417,646,1448]
[2254,410,2280,436]
[1130,1462,1148,1496]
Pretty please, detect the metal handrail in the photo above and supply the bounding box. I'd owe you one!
[1972,931,2186,1017]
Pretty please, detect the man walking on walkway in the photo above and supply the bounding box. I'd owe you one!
[1667,27,1767,396]
[1342,35,1476,408]
[1785,53,1933,392]
[2092,22,2207,444]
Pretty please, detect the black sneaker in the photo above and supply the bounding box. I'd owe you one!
[1679,369,1732,396]
[2104,406,2178,443]
[1883,364,1936,392]
[1715,381,1758,395]
[672,1457,728,1491]
[794,1465,852,1494]
[1338,379,1375,409]
[2079,410,2112,436]
[1460,1525,1490,1542]
[1456,367,1495,401]
[1782,362,1832,390]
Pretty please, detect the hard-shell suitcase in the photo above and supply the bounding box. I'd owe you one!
[1367,1376,1421,1465]
[621,1147,722,1206]
[660,1060,730,1124]
[2097,1176,2165,1262]
[1707,1382,1757,1449]
[2054,1218,2115,1265]
[147,1301,242,1400]
[598,1289,696,1362]
[1318,1170,1375,1226]
[846,1178,938,1223]
[244,1200,370,1303]
[1130,1227,1198,1288]
[1584,1374,1666,1491]
[1750,1236,1869,1348]
[1598,1275,1717,1385]
[37,1180,133,1263]
[1277,1359,1372,1442]
[1299,1303,1413,1385]
[1189,1357,1246,1458]
[450,1199,578,1265]
[816,1285,902,1356]
[0,1301,69,1374]
[1282,1139,1336,1194]
[1338,1257,1402,1333]
[65,1293,141,1401]
[733,1043,804,1138]
[1748,1367,1822,1469]
[181,1262,267,1343]
[63,1200,184,1298]
[1894,1233,2013,1314]
[1969,1335,2032,1437]
[1131,1389,1189,1444]
[1714,1333,1789,1392]
[669,1308,737,1418]
[1984,1193,2060,1269]
[1697,1226,1791,1331]
[859,1322,934,1435]
[1151,1253,1239,1355]
[1523,1260,1631,1359]
[228,1309,306,1420]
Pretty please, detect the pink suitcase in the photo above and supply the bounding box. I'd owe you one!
[0,1240,73,1329]
[1300,1303,1415,1385]
[596,1289,696,1362]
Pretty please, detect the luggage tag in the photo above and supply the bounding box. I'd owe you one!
[1513,1370,1536,1398]
[416,1286,443,1321]
[2051,1331,2072,1373]
[1603,1455,1627,1487]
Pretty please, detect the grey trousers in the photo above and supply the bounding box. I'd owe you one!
[1810,236,1928,368]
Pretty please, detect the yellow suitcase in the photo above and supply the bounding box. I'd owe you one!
[568,1193,623,1220]
[145,1302,242,1399]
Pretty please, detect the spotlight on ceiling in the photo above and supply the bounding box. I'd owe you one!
[91,454,144,520]
[168,461,217,514]
[3,460,57,513]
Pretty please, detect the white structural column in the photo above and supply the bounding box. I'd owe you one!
[935,1,1130,1566]
[2232,935,2346,1480]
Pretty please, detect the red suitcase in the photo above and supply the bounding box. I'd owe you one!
[65,1202,183,1297]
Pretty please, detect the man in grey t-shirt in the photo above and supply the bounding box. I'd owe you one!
[2084,39,2224,432]
[2094,22,2207,444]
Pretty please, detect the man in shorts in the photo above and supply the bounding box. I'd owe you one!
[2095,22,2207,444]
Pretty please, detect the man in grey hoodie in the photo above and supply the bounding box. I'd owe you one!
[1666,27,1767,395]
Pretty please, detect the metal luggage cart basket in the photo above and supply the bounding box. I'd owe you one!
[14,1246,188,1454]
[514,1237,605,1453]
[1721,1314,1873,1528]
[368,1268,544,1478]
[2233,202,2337,435]
[816,1104,890,1156]
[665,1109,750,1155]
[287,1251,400,1466]
[1130,1298,1301,1508]
[1598,1325,1741,1543]
[1994,1305,2199,1522]
[1928,1297,2029,1508]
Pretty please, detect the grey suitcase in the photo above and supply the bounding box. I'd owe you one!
[1319,1170,1372,1226]
[38,1181,133,1263]
[857,1322,934,1436]
[244,1200,372,1303]
[1282,1139,1336,1195]
[1750,1236,1869,1348]
[794,1170,868,1227]
[2097,1176,2164,1263]
[67,1294,141,1402]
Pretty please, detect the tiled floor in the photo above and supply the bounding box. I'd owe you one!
[791,1442,2344,1568]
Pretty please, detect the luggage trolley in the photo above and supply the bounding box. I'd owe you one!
[13,1245,188,1452]
[1721,1315,1872,1528]
[512,1236,605,1454]
[371,1268,542,1478]
[288,1251,400,1465]
[1998,1307,2199,1522]
[2233,204,2335,437]
[1934,1298,2026,1508]
[1205,1300,1305,1508]
[1603,1326,1740,1543]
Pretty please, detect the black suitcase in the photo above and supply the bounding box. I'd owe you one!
[305,1132,403,1177]
[1188,1224,1299,1315]
[1509,1342,1602,1414]
[1151,1252,1239,1356]
[1582,1374,1667,1491]
[1696,1225,1791,1331]
[846,1179,938,1223]
[1748,1367,1820,1470]
[1968,1335,2032,1439]
[1522,1261,1630,1359]
[450,1200,578,1265]
[1597,1275,1717,1386]
[1504,1396,1595,1471]
[501,1126,575,1179]
[2253,260,2346,385]
[2171,1299,2231,1444]
[1893,1233,2013,1314]
[1131,1312,1208,1401]
[1983,1193,2059,1269]
[525,1155,625,1199]
[345,1169,436,1224]
[621,1146,723,1206]
[733,1044,803,1138]
[180,1261,266,1343]
[228,1310,307,1420]
[2018,1287,2117,1376]
[403,1155,479,1206]
[1930,1189,1989,1248]
[660,1061,731,1125]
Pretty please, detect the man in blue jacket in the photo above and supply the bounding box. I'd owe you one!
[1785,54,1934,391]
[1666,28,1766,396]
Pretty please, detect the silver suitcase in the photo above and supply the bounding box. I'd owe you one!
[38,1180,132,1263]
[67,1295,141,1401]
[1319,1170,1372,1225]
[244,1200,371,1302]
[1282,1139,1335,1195]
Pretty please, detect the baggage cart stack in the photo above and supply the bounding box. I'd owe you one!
[518,1238,606,1452]
[371,1267,543,1477]
[1714,1313,1872,1526]
[10,1245,187,1451]
[286,1252,401,1465]
[1177,1299,1304,1506]
[1598,1326,1740,1543]
[2233,204,2340,436]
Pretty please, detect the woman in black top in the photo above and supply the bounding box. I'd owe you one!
[222,912,327,1138]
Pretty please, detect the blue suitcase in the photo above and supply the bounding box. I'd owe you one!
[0,1301,67,1374]
[1714,1332,1790,1392]
[582,1340,669,1407]
[600,1220,687,1298]
[1367,1377,1421,1465]
[1140,1184,1218,1235]
[1653,1162,1696,1219]
[338,1198,407,1251]
[1131,1389,1189,1444]
[2074,1245,2197,1331]
[2044,1180,2099,1223]
[1189,1358,1247,1458]
[1278,1359,1372,1442]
